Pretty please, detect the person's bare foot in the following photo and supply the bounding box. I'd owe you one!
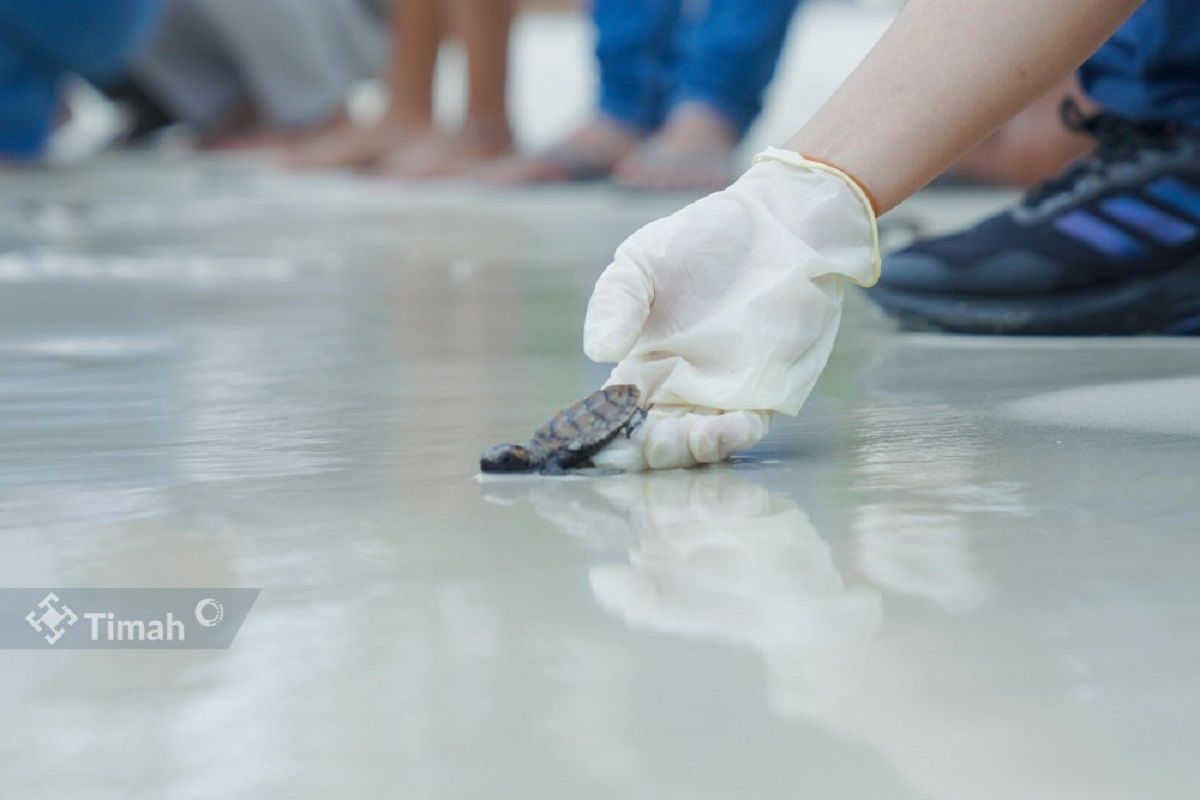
[202,105,356,154]
[474,115,642,184]
[377,120,514,179]
[613,102,737,191]
[283,117,431,170]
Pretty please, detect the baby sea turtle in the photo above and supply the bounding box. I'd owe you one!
[481,385,645,475]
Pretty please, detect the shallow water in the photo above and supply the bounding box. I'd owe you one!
[1,155,1198,799]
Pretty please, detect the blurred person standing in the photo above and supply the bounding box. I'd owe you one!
[0,0,161,162]
[486,0,803,190]
[123,0,387,149]
[289,0,515,177]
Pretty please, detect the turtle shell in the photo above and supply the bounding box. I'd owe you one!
[530,384,641,462]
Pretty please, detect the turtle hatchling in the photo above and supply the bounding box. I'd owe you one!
[481,385,645,475]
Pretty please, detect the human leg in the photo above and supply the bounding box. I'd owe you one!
[0,0,160,158]
[381,0,515,177]
[288,0,444,169]
[197,0,384,133]
[614,0,801,190]
[875,0,1200,334]
[948,76,1096,187]
[0,45,58,159]
[1079,0,1200,127]
[669,0,801,136]
[0,0,160,78]
[478,0,678,184]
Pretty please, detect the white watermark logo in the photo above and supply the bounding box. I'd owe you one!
[195,598,224,627]
[4,588,258,650]
[25,592,79,645]
[84,611,187,643]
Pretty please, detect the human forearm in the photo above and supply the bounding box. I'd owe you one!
[785,0,1143,213]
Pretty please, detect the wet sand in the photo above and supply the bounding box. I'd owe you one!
[1,155,1197,799]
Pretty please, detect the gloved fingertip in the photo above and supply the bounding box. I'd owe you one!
[583,259,652,363]
[690,411,769,463]
[583,325,637,363]
[742,411,770,444]
[686,417,725,464]
[731,411,770,454]
[645,417,695,470]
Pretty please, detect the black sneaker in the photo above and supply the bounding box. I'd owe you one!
[871,101,1200,334]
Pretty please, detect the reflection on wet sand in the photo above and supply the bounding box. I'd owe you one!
[848,402,1011,614]
[484,468,1177,800]
[4,158,1196,799]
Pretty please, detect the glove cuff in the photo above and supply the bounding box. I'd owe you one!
[752,147,882,288]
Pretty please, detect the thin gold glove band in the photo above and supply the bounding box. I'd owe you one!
[751,146,883,288]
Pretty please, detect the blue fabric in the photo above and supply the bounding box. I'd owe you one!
[592,0,801,136]
[1080,0,1200,127]
[0,0,161,157]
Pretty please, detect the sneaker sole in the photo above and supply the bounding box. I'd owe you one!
[868,256,1200,335]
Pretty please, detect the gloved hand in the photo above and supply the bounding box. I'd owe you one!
[586,147,881,471]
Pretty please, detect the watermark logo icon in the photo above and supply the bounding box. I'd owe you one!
[194,598,224,627]
[25,592,78,645]
[3,588,258,650]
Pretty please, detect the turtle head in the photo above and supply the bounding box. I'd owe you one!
[480,443,543,473]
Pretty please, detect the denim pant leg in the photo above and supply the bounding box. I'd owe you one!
[671,0,802,136]
[592,0,683,131]
[0,0,161,78]
[1079,0,1200,126]
[0,46,58,158]
[0,0,161,157]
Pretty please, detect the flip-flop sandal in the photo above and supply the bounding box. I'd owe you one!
[527,141,618,183]
[614,141,736,190]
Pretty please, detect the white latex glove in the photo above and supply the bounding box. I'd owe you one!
[592,405,770,471]
[585,148,880,471]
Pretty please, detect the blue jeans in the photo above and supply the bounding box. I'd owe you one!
[592,0,802,136]
[0,0,160,157]
[1080,0,1200,126]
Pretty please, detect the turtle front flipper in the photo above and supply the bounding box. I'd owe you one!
[538,457,570,476]
[625,407,647,437]
[481,443,543,473]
